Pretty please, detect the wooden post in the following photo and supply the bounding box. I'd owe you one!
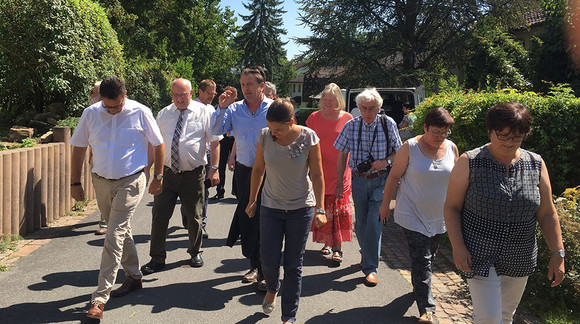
[0,154,3,234]
[40,146,48,227]
[47,145,54,224]
[54,127,70,215]
[26,148,35,234]
[19,149,28,235]
[2,154,10,235]
[34,147,42,230]
[11,151,20,234]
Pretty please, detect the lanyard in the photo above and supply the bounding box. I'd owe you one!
[356,118,377,164]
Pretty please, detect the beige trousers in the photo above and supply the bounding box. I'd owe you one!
[90,171,146,304]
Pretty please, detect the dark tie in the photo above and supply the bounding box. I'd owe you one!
[171,109,185,173]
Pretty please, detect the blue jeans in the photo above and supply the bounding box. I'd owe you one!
[351,172,387,275]
[403,228,442,314]
[260,206,313,323]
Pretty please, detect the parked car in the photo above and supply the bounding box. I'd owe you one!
[343,86,425,125]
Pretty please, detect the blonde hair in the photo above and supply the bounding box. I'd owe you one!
[319,83,345,111]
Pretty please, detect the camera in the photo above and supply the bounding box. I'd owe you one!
[356,155,375,173]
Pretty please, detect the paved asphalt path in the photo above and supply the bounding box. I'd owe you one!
[0,172,419,323]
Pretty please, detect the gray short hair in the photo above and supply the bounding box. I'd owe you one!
[265,81,277,95]
[355,88,383,108]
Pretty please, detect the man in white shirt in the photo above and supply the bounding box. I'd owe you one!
[142,78,220,275]
[70,77,165,320]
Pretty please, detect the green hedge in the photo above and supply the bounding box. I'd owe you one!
[415,87,579,321]
[295,108,318,126]
[414,86,579,195]
[524,187,580,322]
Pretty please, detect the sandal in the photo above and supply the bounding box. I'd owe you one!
[320,246,332,255]
[332,250,343,263]
[418,311,435,324]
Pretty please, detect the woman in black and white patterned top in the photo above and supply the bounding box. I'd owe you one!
[444,102,565,324]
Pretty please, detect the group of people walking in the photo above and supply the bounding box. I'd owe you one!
[70,67,565,324]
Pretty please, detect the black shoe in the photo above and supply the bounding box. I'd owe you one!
[191,254,204,267]
[141,260,165,275]
[202,227,209,239]
[210,193,224,200]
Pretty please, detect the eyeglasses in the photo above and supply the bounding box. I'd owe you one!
[495,130,524,142]
[103,97,125,110]
[429,128,451,137]
[204,90,217,96]
[358,105,379,111]
[171,92,190,98]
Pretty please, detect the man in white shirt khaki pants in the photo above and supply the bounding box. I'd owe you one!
[70,76,165,319]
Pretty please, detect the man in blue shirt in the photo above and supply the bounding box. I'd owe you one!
[334,88,402,287]
[211,66,272,291]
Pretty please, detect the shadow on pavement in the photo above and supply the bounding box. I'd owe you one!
[28,269,100,291]
[304,292,417,323]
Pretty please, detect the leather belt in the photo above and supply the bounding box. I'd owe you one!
[236,162,253,171]
[93,168,144,181]
[164,165,203,174]
[353,169,387,179]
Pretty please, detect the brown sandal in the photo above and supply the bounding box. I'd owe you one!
[320,246,332,255]
[332,250,343,263]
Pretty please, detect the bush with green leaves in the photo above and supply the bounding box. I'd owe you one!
[414,85,580,194]
[123,59,173,114]
[523,187,580,322]
[416,86,579,320]
[0,0,124,120]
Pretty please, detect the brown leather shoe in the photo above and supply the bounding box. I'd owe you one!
[110,276,142,297]
[364,273,378,287]
[242,268,259,283]
[87,301,104,319]
[95,227,107,235]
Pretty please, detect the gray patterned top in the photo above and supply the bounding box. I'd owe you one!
[461,144,542,278]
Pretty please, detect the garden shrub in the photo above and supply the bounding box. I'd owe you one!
[0,0,124,119]
[415,86,580,194]
[416,86,580,320]
[295,108,318,126]
[123,59,173,115]
[523,187,580,322]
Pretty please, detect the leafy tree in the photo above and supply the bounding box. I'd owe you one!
[296,0,541,88]
[234,0,287,81]
[529,0,580,95]
[96,0,240,86]
[0,0,124,119]
[463,21,531,91]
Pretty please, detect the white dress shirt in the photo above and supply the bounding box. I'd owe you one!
[156,100,221,172]
[70,99,163,180]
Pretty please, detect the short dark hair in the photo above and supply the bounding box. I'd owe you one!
[198,79,216,91]
[99,77,126,100]
[486,102,532,135]
[241,66,266,84]
[424,107,454,128]
[266,98,294,123]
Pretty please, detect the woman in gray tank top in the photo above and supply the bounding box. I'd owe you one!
[379,107,458,324]
[245,98,326,324]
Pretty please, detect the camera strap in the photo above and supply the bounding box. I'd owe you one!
[356,117,378,165]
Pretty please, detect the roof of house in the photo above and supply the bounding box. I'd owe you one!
[523,11,545,26]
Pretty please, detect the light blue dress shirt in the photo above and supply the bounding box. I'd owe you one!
[210,98,272,167]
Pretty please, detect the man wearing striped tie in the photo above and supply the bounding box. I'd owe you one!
[142,78,221,275]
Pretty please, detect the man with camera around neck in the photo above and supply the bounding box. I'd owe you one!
[334,88,402,287]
